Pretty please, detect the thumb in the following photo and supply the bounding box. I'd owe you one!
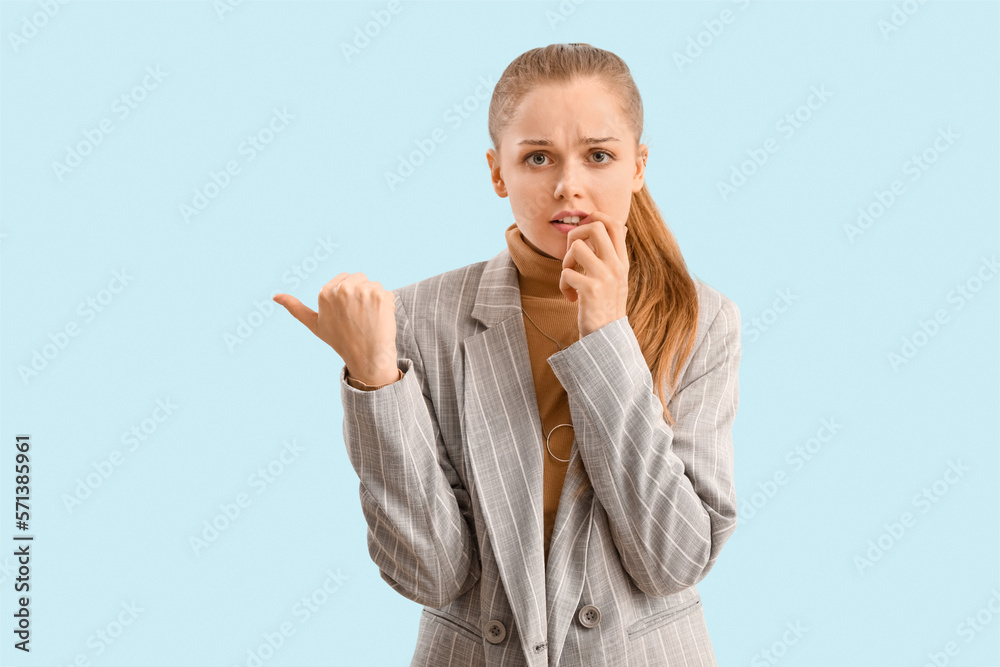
[273,294,318,336]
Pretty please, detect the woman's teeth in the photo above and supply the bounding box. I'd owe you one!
[554,216,582,225]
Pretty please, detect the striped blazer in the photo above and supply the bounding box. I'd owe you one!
[340,245,741,666]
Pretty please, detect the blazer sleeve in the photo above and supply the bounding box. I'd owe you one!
[339,291,481,608]
[547,298,741,598]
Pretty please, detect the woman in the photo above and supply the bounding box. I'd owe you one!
[275,43,741,667]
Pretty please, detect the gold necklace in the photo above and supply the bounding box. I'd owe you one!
[521,307,573,463]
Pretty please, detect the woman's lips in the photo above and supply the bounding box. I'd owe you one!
[550,213,592,234]
[550,221,580,234]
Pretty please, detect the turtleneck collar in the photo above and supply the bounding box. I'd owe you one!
[504,222,569,299]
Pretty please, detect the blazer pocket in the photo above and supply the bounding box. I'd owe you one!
[626,598,702,641]
[422,607,484,644]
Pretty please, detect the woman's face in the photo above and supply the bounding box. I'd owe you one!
[486,76,648,261]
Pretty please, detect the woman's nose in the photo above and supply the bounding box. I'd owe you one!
[553,164,586,199]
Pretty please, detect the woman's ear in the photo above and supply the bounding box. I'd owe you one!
[486,148,508,198]
[633,144,648,193]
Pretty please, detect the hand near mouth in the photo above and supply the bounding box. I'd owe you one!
[558,210,630,338]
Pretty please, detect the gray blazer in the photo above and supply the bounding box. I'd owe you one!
[340,245,741,666]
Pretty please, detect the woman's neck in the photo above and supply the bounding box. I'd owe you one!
[505,223,567,300]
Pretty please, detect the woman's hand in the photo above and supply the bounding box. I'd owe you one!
[273,273,400,386]
[559,211,630,339]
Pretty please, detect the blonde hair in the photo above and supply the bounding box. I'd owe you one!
[488,43,698,427]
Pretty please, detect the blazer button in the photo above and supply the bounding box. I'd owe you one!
[578,604,602,628]
[484,619,507,644]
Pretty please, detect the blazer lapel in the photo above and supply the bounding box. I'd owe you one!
[543,446,594,663]
[462,247,595,663]
[463,248,549,658]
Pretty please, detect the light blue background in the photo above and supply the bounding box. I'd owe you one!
[1,1,997,666]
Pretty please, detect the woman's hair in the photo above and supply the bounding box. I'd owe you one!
[488,43,698,427]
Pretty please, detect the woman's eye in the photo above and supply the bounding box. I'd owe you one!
[524,151,615,166]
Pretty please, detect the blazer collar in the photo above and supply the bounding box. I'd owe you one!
[463,247,595,664]
[470,246,523,328]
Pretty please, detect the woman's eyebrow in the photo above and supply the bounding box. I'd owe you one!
[517,136,620,146]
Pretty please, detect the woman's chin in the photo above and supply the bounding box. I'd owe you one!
[539,245,563,261]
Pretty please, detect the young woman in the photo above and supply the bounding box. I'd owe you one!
[275,43,741,667]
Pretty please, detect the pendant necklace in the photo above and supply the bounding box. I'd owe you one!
[521,307,574,463]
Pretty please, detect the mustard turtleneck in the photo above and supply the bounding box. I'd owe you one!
[504,222,579,567]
